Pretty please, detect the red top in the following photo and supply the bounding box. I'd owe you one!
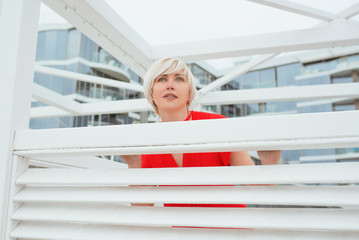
[142,111,246,208]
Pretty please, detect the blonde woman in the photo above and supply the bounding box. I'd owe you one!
[122,57,281,207]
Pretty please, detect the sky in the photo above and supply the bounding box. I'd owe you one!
[105,0,359,45]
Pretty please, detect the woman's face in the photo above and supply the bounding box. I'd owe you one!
[151,71,191,114]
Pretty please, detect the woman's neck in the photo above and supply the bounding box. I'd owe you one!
[158,108,189,122]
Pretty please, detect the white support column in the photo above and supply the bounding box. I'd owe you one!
[0,0,41,238]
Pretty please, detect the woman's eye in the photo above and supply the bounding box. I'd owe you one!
[157,78,166,82]
[176,77,184,82]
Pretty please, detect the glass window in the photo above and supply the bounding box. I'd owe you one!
[67,29,81,59]
[277,63,301,87]
[332,76,352,84]
[259,68,275,88]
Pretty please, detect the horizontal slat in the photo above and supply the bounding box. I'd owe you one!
[14,137,359,158]
[12,203,359,230]
[14,185,359,206]
[12,222,359,240]
[29,156,126,169]
[201,82,359,105]
[34,64,144,92]
[15,163,359,185]
[14,111,359,157]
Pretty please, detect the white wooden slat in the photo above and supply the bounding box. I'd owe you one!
[11,203,359,230]
[14,185,359,207]
[14,136,359,158]
[42,0,151,78]
[32,83,81,114]
[13,111,359,154]
[339,2,359,19]
[12,222,359,240]
[30,98,152,119]
[199,54,276,94]
[151,22,359,61]
[15,163,359,185]
[34,64,144,93]
[201,82,359,105]
[29,156,126,169]
[248,0,337,22]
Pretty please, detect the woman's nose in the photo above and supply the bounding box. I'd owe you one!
[166,79,175,89]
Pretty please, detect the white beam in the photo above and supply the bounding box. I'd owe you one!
[248,0,337,22]
[80,98,151,115]
[34,64,144,93]
[0,0,41,238]
[42,0,151,78]
[30,106,70,119]
[339,3,359,19]
[199,54,276,94]
[152,22,359,62]
[32,83,81,114]
[13,111,359,157]
[30,98,152,119]
[201,82,359,106]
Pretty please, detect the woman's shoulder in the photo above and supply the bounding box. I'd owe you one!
[191,111,227,120]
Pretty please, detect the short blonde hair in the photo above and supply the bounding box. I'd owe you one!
[143,57,197,114]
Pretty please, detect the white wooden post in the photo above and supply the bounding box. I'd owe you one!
[0,0,41,238]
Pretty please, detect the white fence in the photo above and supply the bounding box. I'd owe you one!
[8,111,359,239]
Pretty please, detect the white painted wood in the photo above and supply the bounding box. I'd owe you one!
[30,105,71,118]
[11,203,359,230]
[30,98,152,118]
[34,64,144,92]
[248,0,337,21]
[152,22,359,61]
[80,98,151,115]
[13,111,359,155]
[339,2,359,19]
[201,82,359,105]
[29,83,359,118]
[28,156,126,169]
[14,185,359,206]
[295,62,359,80]
[300,152,359,163]
[5,156,28,240]
[12,222,359,240]
[42,0,151,77]
[13,137,359,158]
[0,0,40,238]
[15,163,359,185]
[32,83,81,114]
[199,54,276,94]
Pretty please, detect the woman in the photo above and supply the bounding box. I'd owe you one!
[122,57,281,207]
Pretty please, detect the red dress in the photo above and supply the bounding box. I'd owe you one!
[142,111,246,208]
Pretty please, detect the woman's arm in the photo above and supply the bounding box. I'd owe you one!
[120,155,154,207]
[228,150,281,166]
[257,150,282,165]
[120,155,142,168]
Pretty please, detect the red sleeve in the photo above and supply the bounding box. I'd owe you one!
[220,152,231,166]
[141,155,152,168]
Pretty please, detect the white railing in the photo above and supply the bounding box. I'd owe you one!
[8,110,359,239]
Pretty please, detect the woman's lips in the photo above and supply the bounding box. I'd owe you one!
[163,93,178,99]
